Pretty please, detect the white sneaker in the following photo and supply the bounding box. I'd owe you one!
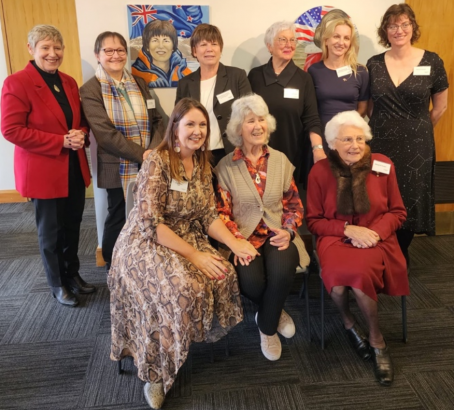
[144,382,165,409]
[259,330,282,361]
[277,310,296,338]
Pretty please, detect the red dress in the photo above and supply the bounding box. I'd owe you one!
[306,154,410,301]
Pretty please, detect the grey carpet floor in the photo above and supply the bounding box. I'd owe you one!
[0,199,453,410]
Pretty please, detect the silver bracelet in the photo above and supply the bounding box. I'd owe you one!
[312,144,323,151]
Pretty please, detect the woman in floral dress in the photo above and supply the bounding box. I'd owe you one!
[108,98,258,409]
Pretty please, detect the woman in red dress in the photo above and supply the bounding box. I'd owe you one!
[306,110,409,386]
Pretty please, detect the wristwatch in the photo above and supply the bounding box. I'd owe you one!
[284,228,296,241]
[312,144,323,151]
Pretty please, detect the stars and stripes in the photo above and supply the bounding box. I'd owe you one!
[295,5,334,43]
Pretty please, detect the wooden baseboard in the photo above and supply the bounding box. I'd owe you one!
[96,246,106,267]
[0,190,28,203]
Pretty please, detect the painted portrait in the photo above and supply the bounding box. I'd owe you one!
[127,5,209,88]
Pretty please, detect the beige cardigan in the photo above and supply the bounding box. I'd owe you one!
[215,146,310,268]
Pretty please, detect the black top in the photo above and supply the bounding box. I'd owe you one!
[367,50,449,235]
[248,58,322,185]
[31,61,81,183]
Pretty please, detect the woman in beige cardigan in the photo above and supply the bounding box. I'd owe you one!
[215,94,309,361]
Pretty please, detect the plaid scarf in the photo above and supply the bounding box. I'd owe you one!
[95,64,150,195]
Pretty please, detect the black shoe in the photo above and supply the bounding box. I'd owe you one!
[66,273,96,294]
[345,323,371,361]
[371,343,394,386]
[51,286,79,307]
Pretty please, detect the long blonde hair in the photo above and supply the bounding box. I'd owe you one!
[157,98,211,182]
[321,18,362,75]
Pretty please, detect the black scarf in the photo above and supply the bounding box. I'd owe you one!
[328,145,371,215]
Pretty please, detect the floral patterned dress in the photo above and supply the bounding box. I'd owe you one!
[108,149,243,393]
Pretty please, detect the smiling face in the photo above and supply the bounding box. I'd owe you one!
[175,108,208,157]
[267,29,296,63]
[192,39,222,68]
[96,36,127,80]
[241,111,268,150]
[28,38,64,73]
[334,125,366,165]
[325,24,352,60]
[387,14,413,48]
[148,35,173,64]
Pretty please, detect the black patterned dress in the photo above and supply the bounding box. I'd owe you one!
[367,51,449,235]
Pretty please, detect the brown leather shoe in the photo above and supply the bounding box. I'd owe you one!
[371,343,394,386]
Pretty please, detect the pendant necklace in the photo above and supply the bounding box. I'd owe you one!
[54,84,61,92]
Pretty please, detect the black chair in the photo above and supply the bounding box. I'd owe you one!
[297,266,311,341]
[312,238,407,350]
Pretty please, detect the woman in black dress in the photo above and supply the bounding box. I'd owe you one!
[367,3,449,263]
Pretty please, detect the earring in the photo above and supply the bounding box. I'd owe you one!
[200,145,205,152]
[174,141,181,153]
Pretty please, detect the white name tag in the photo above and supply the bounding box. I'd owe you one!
[372,160,391,175]
[217,90,234,104]
[336,65,352,77]
[147,99,156,109]
[284,88,299,99]
[413,66,431,76]
[170,179,188,192]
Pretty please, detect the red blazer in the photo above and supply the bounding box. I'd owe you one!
[306,153,409,296]
[1,62,91,199]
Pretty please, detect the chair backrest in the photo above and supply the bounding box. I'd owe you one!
[125,179,137,218]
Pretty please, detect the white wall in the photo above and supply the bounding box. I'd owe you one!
[0,20,16,190]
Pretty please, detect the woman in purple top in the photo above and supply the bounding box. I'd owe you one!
[308,17,369,150]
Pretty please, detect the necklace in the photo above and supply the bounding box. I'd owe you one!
[54,84,61,92]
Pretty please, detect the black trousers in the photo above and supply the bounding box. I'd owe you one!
[102,187,126,267]
[231,238,299,335]
[32,164,85,288]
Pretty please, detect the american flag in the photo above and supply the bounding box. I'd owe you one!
[127,5,209,40]
[295,5,334,44]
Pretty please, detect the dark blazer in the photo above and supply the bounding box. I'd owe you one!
[80,75,164,189]
[1,62,91,199]
[175,62,251,154]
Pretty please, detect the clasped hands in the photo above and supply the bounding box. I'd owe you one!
[63,129,86,150]
[189,238,259,281]
[344,224,380,249]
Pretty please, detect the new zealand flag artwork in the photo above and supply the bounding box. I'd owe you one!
[127,5,209,40]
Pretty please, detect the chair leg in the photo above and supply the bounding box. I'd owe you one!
[321,276,325,350]
[402,295,407,343]
[304,273,311,341]
[298,278,306,299]
[225,334,230,357]
[118,359,123,375]
[210,343,214,363]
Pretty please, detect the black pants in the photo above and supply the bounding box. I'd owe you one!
[231,238,299,335]
[102,187,126,267]
[32,165,85,288]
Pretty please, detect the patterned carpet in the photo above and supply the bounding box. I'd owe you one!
[1,199,453,410]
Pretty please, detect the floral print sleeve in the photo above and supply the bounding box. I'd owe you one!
[281,177,304,234]
[215,183,246,240]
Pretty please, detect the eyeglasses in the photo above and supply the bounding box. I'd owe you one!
[277,37,297,46]
[387,22,412,32]
[102,48,127,56]
[336,136,366,145]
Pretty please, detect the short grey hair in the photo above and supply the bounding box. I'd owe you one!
[226,94,276,148]
[28,25,64,50]
[325,111,373,149]
[264,21,296,47]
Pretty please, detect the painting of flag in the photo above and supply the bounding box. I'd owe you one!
[294,5,334,72]
[127,5,209,88]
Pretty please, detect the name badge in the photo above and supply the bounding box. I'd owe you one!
[336,65,352,77]
[413,66,431,76]
[372,160,391,175]
[147,99,156,109]
[170,179,188,193]
[217,90,234,104]
[284,88,299,99]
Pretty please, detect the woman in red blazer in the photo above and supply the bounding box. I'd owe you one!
[1,25,95,307]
